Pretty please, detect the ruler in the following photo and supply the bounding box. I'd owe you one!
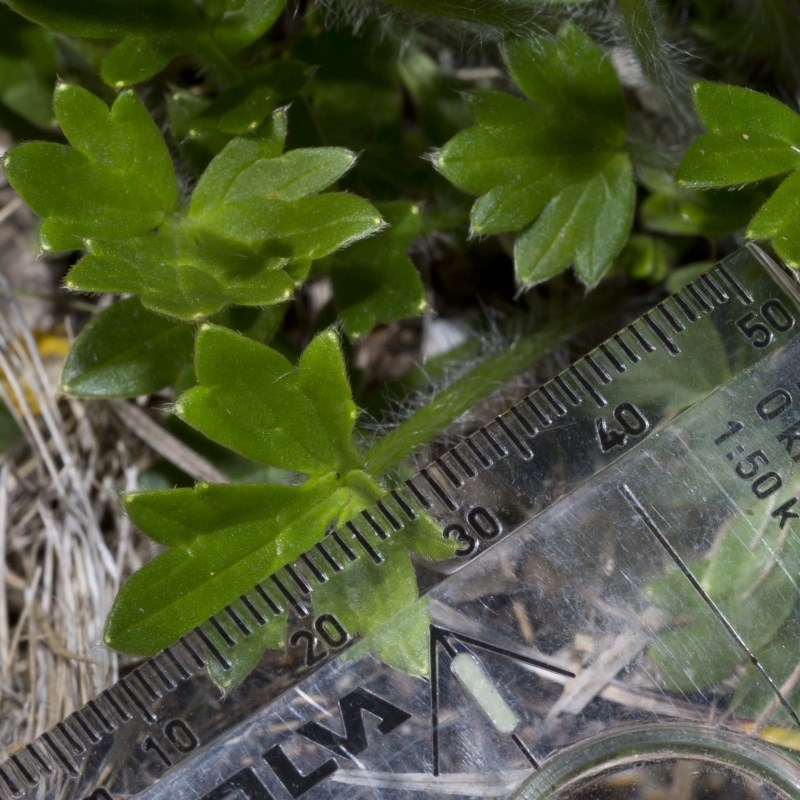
[4,244,800,799]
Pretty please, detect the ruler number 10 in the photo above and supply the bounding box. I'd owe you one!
[596,402,650,453]
[142,718,199,767]
[736,299,795,348]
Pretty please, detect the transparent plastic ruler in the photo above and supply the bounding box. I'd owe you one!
[5,244,800,799]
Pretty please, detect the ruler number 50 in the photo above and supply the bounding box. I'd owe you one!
[736,299,795,348]
[733,449,783,499]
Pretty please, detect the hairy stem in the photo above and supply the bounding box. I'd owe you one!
[617,0,697,136]
[364,298,607,476]
[338,0,602,36]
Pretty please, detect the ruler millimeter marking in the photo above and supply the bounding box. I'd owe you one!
[1,246,791,800]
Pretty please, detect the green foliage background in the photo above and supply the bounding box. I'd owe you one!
[4,0,800,692]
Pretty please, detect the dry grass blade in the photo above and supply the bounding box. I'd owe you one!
[110,400,229,485]
[0,264,157,759]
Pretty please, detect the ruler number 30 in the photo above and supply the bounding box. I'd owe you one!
[443,507,501,557]
[736,299,795,348]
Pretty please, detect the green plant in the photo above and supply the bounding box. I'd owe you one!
[646,495,800,724]
[679,81,800,266]
[434,24,635,287]
[4,0,800,696]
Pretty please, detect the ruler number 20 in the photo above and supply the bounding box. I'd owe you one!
[290,614,349,667]
[736,299,795,348]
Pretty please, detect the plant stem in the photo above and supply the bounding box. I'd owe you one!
[371,0,553,33]
[199,36,247,86]
[364,299,605,476]
[616,0,697,135]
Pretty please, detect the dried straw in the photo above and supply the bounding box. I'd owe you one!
[0,172,161,758]
[0,182,236,760]
[0,282,152,758]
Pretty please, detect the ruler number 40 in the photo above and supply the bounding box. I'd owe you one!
[596,402,650,453]
[736,299,795,348]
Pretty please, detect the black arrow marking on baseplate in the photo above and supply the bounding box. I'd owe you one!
[428,626,575,775]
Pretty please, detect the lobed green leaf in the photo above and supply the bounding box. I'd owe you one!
[61,298,194,398]
[692,82,800,143]
[104,318,457,672]
[189,119,291,218]
[515,154,635,287]
[31,102,382,320]
[177,326,361,475]
[5,0,203,37]
[747,171,800,266]
[168,68,306,171]
[0,5,57,128]
[435,24,631,287]
[501,23,626,146]
[105,471,380,655]
[6,142,169,242]
[678,132,800,187]
[192,144,355,217]
[327,201,427,338]
[4,85,176,244]
[66,229,297,320]
[678,81,800,270]
[224,148,356,203]
[200,193,383,257]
